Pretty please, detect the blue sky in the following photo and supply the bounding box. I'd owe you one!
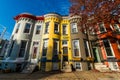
[0,0,71,39]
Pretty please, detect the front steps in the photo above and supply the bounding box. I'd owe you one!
[21,63,37,73]
[95,63,111,72]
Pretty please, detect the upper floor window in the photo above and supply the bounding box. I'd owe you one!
[99,23,106,33]
[113,24,120,32]
[62,24,67,35]
[71,23,78,33]
[54,22,59,34]
[62,40,67,46]
[44,22,49,34]
[18,41,27,57]
[72,40,80,57]
[15,23,20,33]
[36,25,41,34]
[24,23,31,33]
[103,39,114,57]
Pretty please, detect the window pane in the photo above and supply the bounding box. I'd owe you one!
[15,23,20,33]
[62,40,67,45]
[18,41,27,57]
[24,23,31,33]
[63,25,67,34]
[76,62,81,69]
[99,23,106,32]
[103,39,113,56]
[54,23,59,33]
[63,47,68,54]
[42,40,48,56]
[45,22,49,34]
[71,23,78,33]
[36,25,41,34]
[53,40,58,55]
[73,40,80,57]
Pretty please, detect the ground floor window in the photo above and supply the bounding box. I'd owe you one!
[75,62,82,70]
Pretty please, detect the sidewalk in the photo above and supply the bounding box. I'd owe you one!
[0,70,120,80]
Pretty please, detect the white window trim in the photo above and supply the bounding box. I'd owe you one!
[75,62,82,70]
[31,41,39,59]
[86,41,91,57]
[117,40,120,50]
[103,39,115,57]
[62,24,68,34]
[113,24,120,32]
[72,40,81,57]
[62,40,68,47]
[18,40,28,58]
[71,23,78,33]
[44,22,49,34]
[54,22,59,33]
[23,23,32,34]
[35,25,41,35]
[99,23,107,33]
[42,39,48,57]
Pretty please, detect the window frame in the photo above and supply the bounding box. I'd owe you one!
[71,23,78,33]
[53,39,59,56]
[18,40,28,58]
[44,22,49,34]
[54,22,59,34]
[99,22,106,33]
[15,23,20,33]
[23,23,31,33]
[103,39,115,57]
[42,39,48,57]
[75,62,82,70]
[35,25,41,34]
[72,40,81,57]
[62,24,67,35]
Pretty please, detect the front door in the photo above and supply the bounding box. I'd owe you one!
[108,62,119,71]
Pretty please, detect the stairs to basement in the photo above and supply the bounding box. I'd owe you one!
[21,63,37,73]
[95,63,111,72]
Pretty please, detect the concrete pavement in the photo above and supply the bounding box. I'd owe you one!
[0,70,120,80]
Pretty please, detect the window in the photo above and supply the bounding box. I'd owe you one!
[62,40,67,46]
[84,40,91,57]
[113,24,120,32]
[18,41,27,57]
[32,42,39,59]
[44,22,49,34]
[24,23,31,33]
[54,22,59,33]
[72,40,80,57]
[71,23,78,33]
[63,47,68,54]
[103,39,114,57]
[53,40,59,56]
[75,62,81,70]
[8,40,15,57]
[62,24,67,35]
[116,40,120,50]
[15,23,20,33]
[99,23,106,33]
[36,25,41,34]
[42,40,48,56]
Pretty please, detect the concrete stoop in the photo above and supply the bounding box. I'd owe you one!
[95,63,111,72]
[21,63,37,73]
